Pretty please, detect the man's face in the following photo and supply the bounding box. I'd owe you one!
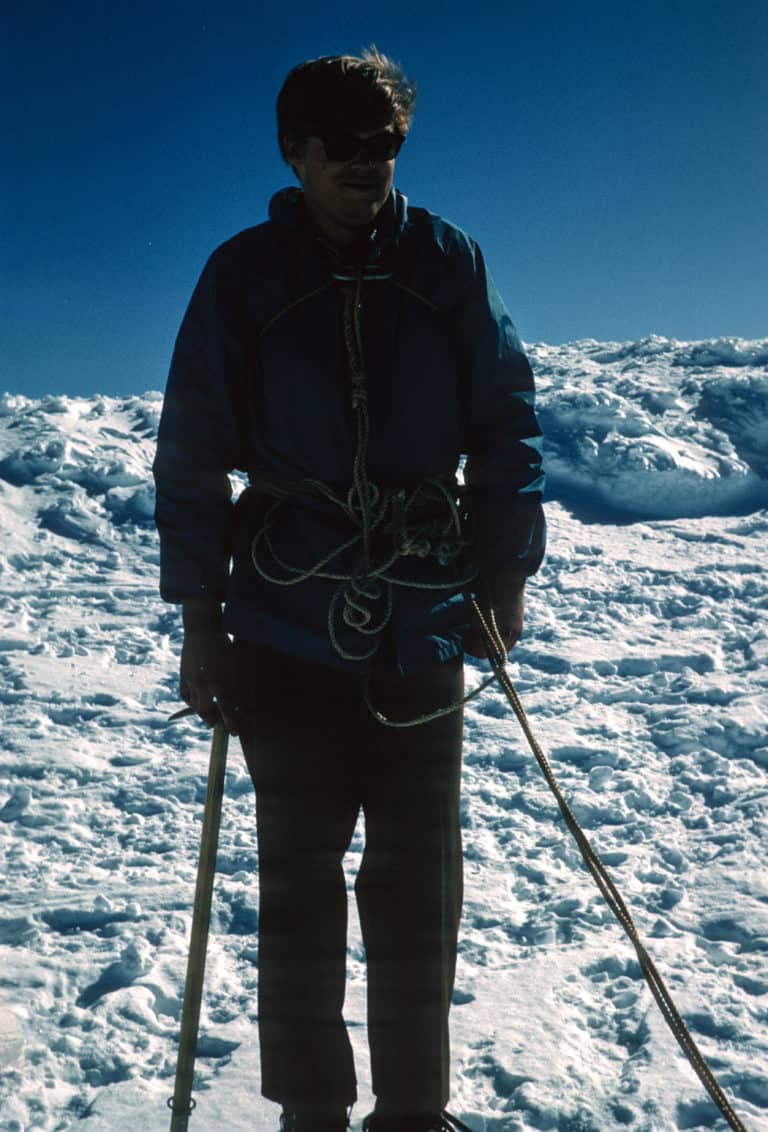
[287,125,399,243]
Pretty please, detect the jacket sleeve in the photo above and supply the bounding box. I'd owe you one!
[457,240,545,580]
[153,247,248,604]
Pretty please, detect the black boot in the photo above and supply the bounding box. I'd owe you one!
[362,1112,473,1132]
[280,1108,350,1132]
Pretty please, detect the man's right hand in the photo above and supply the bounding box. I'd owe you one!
[179,597,243,734]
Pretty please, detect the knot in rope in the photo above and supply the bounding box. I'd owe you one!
[350,386,368,410]
[340,576,383,629]
[346,478,380,525]
[400,537,432,559]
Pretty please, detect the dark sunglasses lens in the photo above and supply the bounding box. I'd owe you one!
[366,132,403,160]
[322,133,363,161]
[322,130,403,162]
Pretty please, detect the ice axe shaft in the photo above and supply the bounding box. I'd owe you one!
[168,719,229,1131]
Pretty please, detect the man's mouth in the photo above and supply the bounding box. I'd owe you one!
[341,177,383,190]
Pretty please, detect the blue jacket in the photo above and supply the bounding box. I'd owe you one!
[153,188,545,674]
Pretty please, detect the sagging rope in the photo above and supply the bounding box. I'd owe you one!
[469,596,750,1132]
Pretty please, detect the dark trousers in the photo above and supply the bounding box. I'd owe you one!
[236,642,464,1113]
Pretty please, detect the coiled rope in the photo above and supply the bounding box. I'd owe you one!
[250,472,478,662]
[251,274,478,664]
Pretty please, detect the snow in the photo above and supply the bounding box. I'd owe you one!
[0,336,766,1131]
[535,336,768,519]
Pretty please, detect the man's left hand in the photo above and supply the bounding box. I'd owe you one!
[464,577,525,659]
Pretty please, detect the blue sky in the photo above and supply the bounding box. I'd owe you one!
[3,0,766,398]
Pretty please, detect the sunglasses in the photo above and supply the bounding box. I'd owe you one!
[317,128,405,163]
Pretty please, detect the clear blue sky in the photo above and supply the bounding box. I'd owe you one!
[3,0,766,398]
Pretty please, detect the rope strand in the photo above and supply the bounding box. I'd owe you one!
[471,597,750,1132]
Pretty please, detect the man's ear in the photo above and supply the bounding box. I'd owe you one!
[280,134,304,181]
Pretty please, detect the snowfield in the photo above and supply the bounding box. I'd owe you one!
[0,336,766,1131]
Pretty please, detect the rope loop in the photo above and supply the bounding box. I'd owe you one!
[250,473,476,669]
[347,478,380,522]
[341,576,383,629]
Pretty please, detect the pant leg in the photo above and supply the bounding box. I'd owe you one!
[237,643,365,1109]
[355,655,464,1112]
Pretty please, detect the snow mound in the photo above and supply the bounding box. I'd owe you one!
[0,391,161,512]
[530,336,768,519]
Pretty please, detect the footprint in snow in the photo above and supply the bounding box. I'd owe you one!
[42,902,141,937]
[0,787,31,822]
[463,1040,534,1103]
[195,1035,241,1059]
[732,972,768,996]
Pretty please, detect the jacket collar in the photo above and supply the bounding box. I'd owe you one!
[268,187,408,272]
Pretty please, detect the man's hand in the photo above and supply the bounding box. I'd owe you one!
[179,597,243,734]
[464,574,526,659]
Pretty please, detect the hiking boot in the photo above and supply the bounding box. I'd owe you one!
[361,1112,473,1132]
[280,1109,350,1132]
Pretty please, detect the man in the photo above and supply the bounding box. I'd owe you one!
[154,49,545,1132]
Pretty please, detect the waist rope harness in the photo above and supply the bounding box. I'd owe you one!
[250,270,494,708]
[246,274,749,1132]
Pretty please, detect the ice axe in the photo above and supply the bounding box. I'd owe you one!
[167,708,229,1131]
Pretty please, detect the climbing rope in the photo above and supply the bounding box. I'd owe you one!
[250,472,476,661]
[249,270,750,1129]
[470,596,750,1132]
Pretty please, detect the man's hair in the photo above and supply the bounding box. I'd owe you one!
[276,47,416,162]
